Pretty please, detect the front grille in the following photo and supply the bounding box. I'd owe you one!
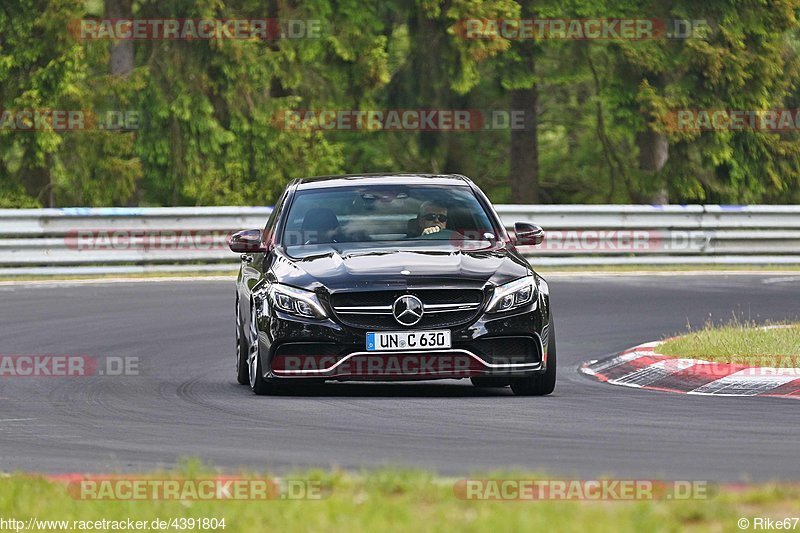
[331,289,481,308]
[330,289,484,330]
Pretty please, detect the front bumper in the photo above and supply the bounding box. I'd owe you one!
[257,305,549,381]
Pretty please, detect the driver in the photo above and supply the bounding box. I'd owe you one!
[417,201,448,236]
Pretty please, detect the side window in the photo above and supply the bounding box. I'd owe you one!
[263,191,288,246]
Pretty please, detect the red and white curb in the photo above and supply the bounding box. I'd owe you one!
[580,341,800,398]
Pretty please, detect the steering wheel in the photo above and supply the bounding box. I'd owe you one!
[416,228,463,240]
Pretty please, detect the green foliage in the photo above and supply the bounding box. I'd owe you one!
[1,0,799,207]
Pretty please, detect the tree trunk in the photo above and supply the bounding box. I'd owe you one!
[510,85,539,203]
[636,129,669,203]
[509,0,539,204]
[23,166,50,206]
[105,0,134,76]
[412,14,444,165]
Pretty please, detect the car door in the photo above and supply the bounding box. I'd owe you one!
[238,189,289,329]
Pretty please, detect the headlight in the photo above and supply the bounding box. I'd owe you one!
[486,276,537,313]
[268,284,328,319]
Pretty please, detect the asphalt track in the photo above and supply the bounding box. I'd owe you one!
[0,274,798,482]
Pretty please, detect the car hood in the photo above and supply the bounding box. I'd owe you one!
[272,242,532,292]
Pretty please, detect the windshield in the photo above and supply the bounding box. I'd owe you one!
[280,184,497,248]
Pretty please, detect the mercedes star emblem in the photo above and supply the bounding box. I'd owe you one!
[392,295,424,326]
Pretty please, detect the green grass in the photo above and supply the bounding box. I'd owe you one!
[3,466,800,532]
[659,319,800,366]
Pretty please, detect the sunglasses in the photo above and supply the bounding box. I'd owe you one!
[422,213,448,223]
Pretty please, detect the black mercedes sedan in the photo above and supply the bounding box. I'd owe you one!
[230,174,555,396]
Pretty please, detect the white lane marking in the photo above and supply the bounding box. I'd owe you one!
[0,418,38,422]
[762,276,800,284]
[586,339,800,398]
[582,341,663,376]
[610,358,697,387]
[689,368,800,396]
[633,341,660,350]
[581,352,643,376]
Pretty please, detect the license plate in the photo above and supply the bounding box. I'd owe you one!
[366,330,451,351]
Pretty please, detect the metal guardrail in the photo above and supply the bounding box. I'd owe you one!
[1,205,799,275]
[498,205,800,265]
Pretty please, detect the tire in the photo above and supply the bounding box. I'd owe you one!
[470,377,510,388]
[246,298,274,395]
[235,294,249,385]
[249,345,273,395]
[510,314,557,396]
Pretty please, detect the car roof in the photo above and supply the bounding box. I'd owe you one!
[291,173,472,190]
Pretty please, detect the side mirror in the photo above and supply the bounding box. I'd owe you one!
[229,229,266,253]
[513,222,545,246]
